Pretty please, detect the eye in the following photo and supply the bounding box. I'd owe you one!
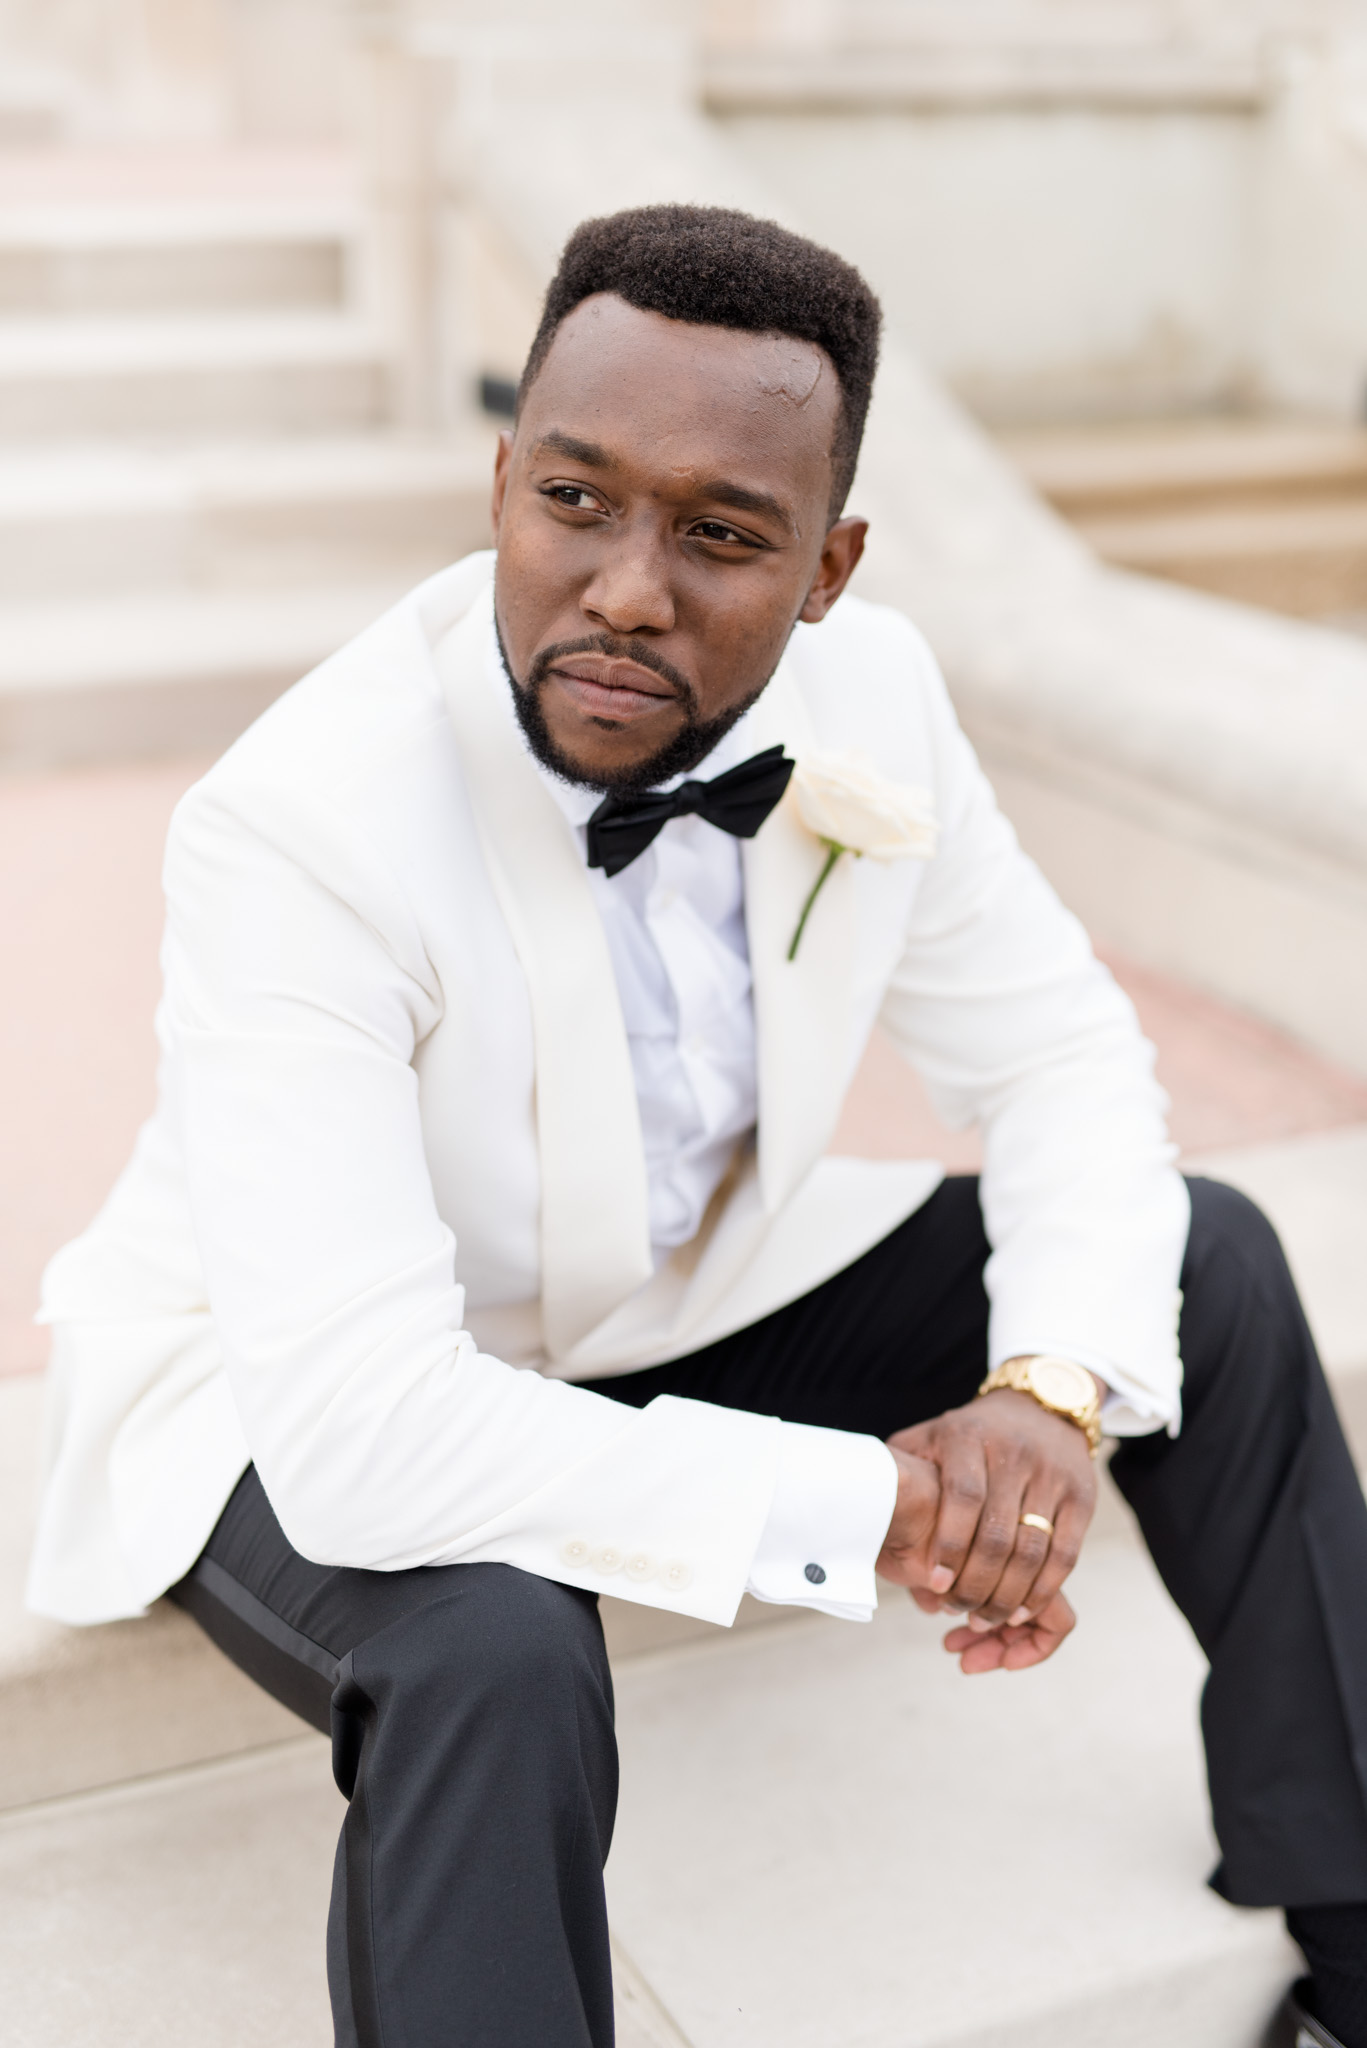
[544,483,604,512]
[692,519,759,548]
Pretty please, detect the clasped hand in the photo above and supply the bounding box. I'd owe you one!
[874,1390,1098,1674]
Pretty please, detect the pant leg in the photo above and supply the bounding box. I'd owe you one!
[1110,1177,1367,1908]
[170,1469,618,2048]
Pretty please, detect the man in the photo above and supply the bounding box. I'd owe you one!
[27,205,1367,2048]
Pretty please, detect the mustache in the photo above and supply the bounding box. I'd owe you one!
[524,633,695,709]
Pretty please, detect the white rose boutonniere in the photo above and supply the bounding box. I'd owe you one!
[787,751,937,960]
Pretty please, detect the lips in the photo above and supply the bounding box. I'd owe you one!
[549,655,678,721]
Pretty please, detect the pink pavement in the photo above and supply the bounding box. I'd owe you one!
[4,757,1366,1378]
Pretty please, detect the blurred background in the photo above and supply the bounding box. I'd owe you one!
[6,0,1367,1378]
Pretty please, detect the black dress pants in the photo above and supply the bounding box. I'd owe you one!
[171,1175,1367,2047]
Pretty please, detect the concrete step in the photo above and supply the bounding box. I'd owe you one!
[1074,497,1367,618]
[997,418,1367,617]
[998,419,1367,519]
[0,1740,680,2048]
[0,313,389,440]
[0,435,496,598]
[0,578,423,768]
[0,1540,1300,2048]
[0,203,356,316]
[608,1542,1298,2048]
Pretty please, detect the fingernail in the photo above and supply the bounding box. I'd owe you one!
[929,1566,954,1595]
[967,1613,992,1633]
[1008,1607,1032,1627]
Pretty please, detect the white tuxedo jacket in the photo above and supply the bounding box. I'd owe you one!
[27,553,1188,1628]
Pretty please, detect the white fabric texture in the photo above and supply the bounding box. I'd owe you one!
[25,554,1188,1633]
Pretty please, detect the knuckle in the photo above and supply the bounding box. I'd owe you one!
[945,1474,987,1509]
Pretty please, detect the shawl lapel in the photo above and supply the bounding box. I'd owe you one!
[434,593,653,1358]
[741,656,858,1216]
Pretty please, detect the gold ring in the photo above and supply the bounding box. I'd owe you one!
[1019,1513,1055,1537]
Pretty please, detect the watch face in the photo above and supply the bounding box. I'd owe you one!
[1028,1356,1093,1413]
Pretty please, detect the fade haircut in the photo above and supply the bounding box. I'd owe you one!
[516,204,882,522]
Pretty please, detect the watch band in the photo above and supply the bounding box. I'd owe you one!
[977,1355,1103,1456]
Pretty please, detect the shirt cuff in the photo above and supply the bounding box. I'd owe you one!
[745,1421,899,1623]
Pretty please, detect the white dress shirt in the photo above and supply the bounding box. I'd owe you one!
[531,704,898,1620]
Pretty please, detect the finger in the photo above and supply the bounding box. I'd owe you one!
[943,1450,1029,1615]
[999,1592,1077,1669]
[944,1591,1077,1674]
[924,1439,989,1597]
[969,1491,1065,1626]
[942,1623,1009,1674]
[1001,1494,1091,1625]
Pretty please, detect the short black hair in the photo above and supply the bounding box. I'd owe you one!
[517,204,882,521]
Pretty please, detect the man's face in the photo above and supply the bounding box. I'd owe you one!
[491,293,867,792]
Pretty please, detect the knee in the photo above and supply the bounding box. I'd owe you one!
[360,1563,606,1713]
[1179,1175,1314,1407]
[1185,1174,1282,1263]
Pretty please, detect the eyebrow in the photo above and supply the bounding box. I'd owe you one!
[536,430,613,467]
[698,478,795,533]
[534,429,798,535]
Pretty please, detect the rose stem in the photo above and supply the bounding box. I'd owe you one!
[788,842,842,961]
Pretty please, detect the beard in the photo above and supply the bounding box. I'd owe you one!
[494,619,766,797]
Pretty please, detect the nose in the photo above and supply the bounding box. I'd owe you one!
[579,526,676,638]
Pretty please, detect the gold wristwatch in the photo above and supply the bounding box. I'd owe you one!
[977,1354,1103,1456]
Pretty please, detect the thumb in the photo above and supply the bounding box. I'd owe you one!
[885,1445,939,1552]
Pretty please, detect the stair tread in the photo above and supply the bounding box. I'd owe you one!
[1080,495,1367,561]
[0,579,416,690]
[0,434,496,519]
[998,418,1367,508]
[0,311,383,373]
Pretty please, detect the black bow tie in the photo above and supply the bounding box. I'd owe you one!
[586,746,795,878]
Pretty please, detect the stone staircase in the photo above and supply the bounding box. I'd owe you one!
[8,1123,1367,2044]
[996,415,1367,630]
[0,149,496,770]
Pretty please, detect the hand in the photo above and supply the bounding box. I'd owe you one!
[874,1444,942,1595]
[943,1590,1077,1673]
[887,1386,1098,1651]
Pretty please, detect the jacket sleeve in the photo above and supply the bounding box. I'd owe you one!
[162,773,786,1622]
[876,635,1189,1433]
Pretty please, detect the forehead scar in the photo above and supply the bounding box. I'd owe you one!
[756,345,826,410]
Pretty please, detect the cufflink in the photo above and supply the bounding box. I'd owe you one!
[804,1563,827,1585]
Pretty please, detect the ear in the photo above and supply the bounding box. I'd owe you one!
[490,429,515,540]
[798,517,868,624]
